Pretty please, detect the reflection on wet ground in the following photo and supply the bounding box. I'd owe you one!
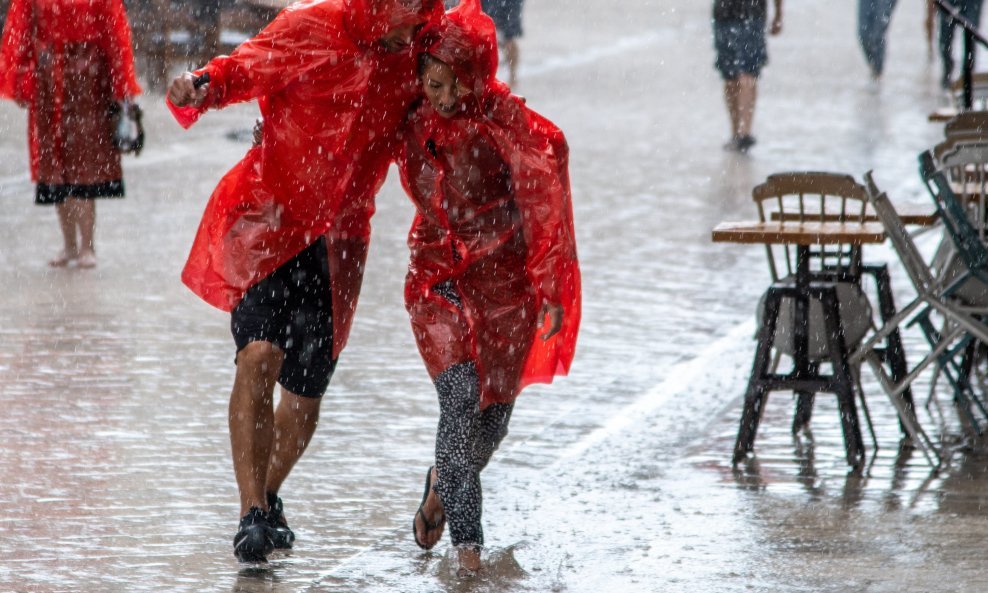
[4,0,988,591]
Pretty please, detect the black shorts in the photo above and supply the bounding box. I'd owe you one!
[231,237,338,398]
[481,0,524,39]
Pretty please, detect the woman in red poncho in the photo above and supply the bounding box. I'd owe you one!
[399,0,580,574]
[0,0,141,268]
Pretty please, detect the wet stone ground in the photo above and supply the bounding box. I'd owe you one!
[3,0,988,591]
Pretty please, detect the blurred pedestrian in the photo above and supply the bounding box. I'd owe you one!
[936,0,984,88]
[481,0,524,87]
[858,0,898,79]
[165,0,442,564]
[712,0,783,152]
[399,0,580,576]
[444,0,524,87]
[0,0,142,268]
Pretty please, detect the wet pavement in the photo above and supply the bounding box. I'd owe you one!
[3,0,988,591]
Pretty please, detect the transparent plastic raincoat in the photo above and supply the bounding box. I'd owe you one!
[0,0,141,183]
[171,0,441,358]
[397,0,580,408]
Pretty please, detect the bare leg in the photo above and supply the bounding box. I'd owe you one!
[503,39,520,87]
[458,547,481,574]
[73,198,97,267]
[736,73,758,138]
[264,388,322,497]
[723,78,741,139]
[50,202,78,266]
[229,340,284,515]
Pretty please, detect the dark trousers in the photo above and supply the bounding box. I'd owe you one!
[858,0,899,75]
[432,362,513,548]
[940,0,985,86]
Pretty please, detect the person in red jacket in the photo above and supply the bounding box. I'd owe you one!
[165,0,442,563]
[0,0,142,268]
[397,0,580,575]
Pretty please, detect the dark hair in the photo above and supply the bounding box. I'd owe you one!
[417,52,445,76]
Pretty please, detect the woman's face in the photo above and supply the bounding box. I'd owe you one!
[420,57,470,118]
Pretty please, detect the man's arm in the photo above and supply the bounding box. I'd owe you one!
[167,5,344,110]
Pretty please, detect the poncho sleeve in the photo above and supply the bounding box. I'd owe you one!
[199,4,351,109]
[489,93,582,384]
[0,0,35,103]
[100,0,142,99]
[491,94,578,306]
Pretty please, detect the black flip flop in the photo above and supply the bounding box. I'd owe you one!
[412,465,445,550]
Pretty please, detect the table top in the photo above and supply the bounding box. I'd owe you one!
[712,221,887,245]
[769,204,939,227]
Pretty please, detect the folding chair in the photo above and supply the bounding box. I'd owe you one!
[919,150,988,433]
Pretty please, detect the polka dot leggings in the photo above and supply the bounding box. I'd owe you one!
[432,362,513,549]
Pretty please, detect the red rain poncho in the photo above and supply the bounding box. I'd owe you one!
[0,0,142,180]
[396,0,580,408]
[173,0,441,358]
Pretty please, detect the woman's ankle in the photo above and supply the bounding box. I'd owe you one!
[456,545,482,574]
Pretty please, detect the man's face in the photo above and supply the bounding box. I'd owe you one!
[379,20,425,52]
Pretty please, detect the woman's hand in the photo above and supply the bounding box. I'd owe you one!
[538,302,564,341]
[252,118,264,146]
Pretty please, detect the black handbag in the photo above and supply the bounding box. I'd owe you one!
[111,99,145,155]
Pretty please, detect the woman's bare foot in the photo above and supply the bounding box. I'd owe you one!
[413,467,446,549]
[76,250,97,269]
[456,546,482,577]
[48,248,77,267]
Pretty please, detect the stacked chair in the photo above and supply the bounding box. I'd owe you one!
[851,134,988,466]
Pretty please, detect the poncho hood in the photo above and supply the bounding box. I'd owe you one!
[422,0,498,98]
[345,0,442,45]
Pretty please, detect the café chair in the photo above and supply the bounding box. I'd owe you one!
[735,173,881,469]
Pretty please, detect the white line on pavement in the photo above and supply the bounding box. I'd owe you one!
[550,319,756,465]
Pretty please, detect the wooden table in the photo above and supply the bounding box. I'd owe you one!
[714,221,891,470]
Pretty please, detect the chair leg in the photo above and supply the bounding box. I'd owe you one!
[869,264,918,437]
[734,292,781,465]
[792,390,815,434]
[820,289,865,469]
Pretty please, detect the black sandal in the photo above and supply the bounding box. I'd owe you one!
[412,465,445,550]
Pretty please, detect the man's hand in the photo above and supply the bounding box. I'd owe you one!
[770,14,783,36]
[167,72,209,108]
[538,302,564,341]
[770,0,783,36]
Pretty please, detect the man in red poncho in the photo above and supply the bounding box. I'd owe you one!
[166,0,441,563]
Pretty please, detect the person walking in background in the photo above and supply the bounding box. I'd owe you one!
[936,0,985,88]
[166,0,441,564]
[399,0,580,576]
[858,0,899,79]
[712,0,783,153]
[0,0,142,268]
[444,0,524,87]
[481,0,524,87]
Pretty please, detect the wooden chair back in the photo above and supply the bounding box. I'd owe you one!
[752,172,869,282]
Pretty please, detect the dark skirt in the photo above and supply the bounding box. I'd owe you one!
[31,42,125,204]
[35,181,124,205]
